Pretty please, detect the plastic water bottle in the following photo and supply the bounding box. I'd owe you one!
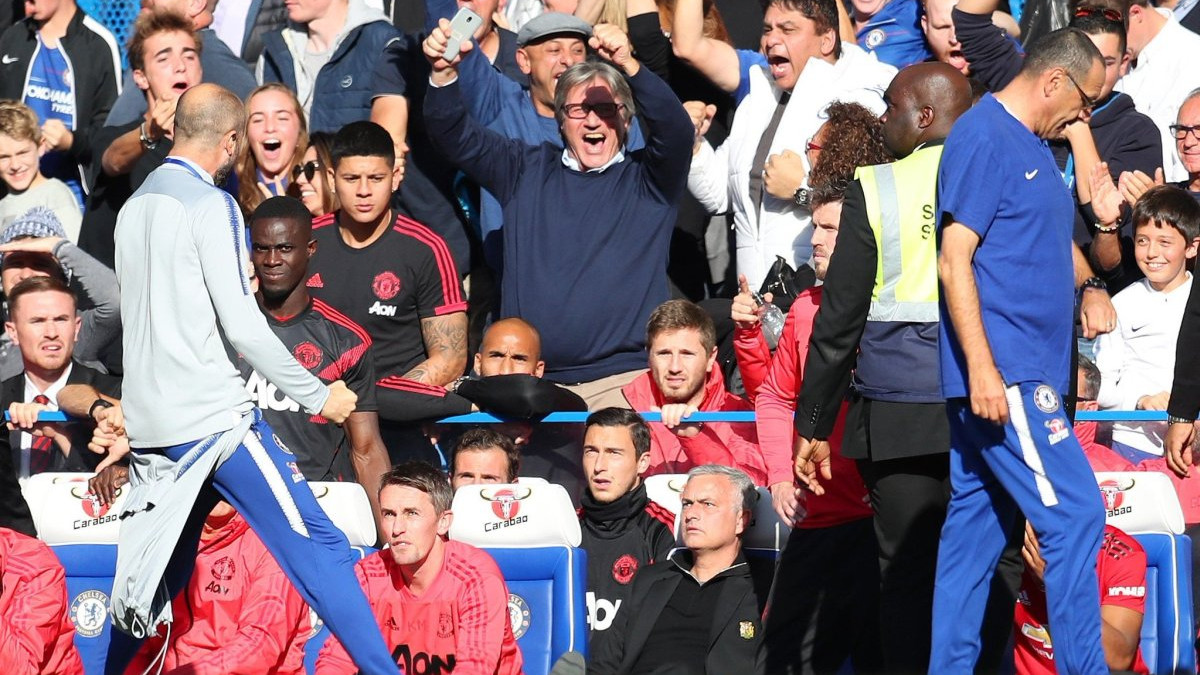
[753,291,786,350]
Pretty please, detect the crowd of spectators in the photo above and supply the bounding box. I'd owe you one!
[0,0,1199,672]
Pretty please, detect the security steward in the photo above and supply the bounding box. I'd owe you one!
[790,62,1018,674]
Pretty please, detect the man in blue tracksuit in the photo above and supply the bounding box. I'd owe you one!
[105,84,401,675]
[933,28,1110,674]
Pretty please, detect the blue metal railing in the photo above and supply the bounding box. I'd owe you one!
[5,410,1179,424]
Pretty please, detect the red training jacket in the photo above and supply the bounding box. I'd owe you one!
[0,527,84,675]
[316,539,523,675]
[127,511,308,675]
[734,287,872,529]
[622,365,769,484]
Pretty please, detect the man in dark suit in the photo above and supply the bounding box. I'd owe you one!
[2,275,119,480]
[588,464,767,675]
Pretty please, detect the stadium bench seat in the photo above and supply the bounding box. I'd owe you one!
[1096,471,1196,675]
[449,481,587,675]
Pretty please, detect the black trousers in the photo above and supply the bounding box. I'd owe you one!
[857,453,1022,675]
[763,517,882,674]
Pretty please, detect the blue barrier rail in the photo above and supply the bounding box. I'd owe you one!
[439,410,1174,423]
[3,410,1178,424]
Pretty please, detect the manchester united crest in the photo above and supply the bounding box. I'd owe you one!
[293,341,322,370]
[612,554,638,585]
[372,271,402,301]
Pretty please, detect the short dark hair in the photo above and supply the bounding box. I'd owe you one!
[1070,6,1127,56]
[7,275,75,315]
[1077,354,1102,401]
[760,0,841,58]
[0,251,67,281]
[1018,27,1103,82]
[379,461,453,514]
[330,121,395,169]
[451,428,520,482]
[584,408,652,456]
[646,299,716,354]
[251,196,314,238]
[127,10,200,72]
[1131,185,1200,243]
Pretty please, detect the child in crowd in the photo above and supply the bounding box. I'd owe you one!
[1094,185,1200,460]
[0,101,81,241]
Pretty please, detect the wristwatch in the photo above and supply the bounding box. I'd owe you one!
[792,186,811,208]
[1080,276,1107,293]
[139,121,158,151]
[88,398,114,422]
[1167,414,1193,425]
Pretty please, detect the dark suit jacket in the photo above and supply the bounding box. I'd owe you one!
[589,551,768,675]
[3,362,121,476]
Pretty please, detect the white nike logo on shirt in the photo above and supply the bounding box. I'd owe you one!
[1025,170,1038,180]
[1,55,17,64]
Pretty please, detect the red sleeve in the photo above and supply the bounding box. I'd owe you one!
[755,299,811,486]
[733,323,772,403]
[163,535,308,675]
[452,549,515,675]
[395,217,467,318]
[0,536,82,675]
[1099,527,1147,614]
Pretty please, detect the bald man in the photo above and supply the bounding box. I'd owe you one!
[107,84,402,675]
[791,63,1014,673]
[431,319,588,500]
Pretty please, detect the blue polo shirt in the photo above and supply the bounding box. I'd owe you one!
[937,94,1075,398]
[856,0,932,69]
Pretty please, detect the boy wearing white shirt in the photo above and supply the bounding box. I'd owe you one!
[1095,185,1200,459]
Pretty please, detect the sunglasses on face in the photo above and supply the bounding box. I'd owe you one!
[292,160,321,182]
[560,102,626,119]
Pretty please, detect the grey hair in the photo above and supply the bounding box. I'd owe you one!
[1180,88,1200,119]
[553,60,637,129]
[1018,27,1102,84]
[687,464,758,512]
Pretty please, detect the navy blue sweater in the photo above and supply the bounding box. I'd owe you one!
[425,67,693,383]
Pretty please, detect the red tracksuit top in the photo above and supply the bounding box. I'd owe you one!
[734,287,873,528]
[0,527,84,675]
[127,512,308,675]
[316,539,523,675]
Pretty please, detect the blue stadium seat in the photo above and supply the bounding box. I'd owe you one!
[23,474,379,675]
[1096,471,1196,675]
[23,473,125,675]
[449,482,588,675]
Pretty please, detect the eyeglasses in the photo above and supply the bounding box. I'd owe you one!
[1063,70,1097,113]
[1171,124,1200,141]
[561,102,625,119]
[1073,5,1123,22]
[806,137,823,153]
[292,159,321,182]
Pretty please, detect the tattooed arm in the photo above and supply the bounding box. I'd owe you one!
[403,311,469,386]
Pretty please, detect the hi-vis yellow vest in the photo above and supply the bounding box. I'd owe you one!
[856,144,943,324]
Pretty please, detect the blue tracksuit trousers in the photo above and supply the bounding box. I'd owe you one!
[930,382,1106,675]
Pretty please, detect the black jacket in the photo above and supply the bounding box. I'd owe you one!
[589,550,768,675]
[2,361,121,476]
[0,8,120,181]
[580,483,677,652]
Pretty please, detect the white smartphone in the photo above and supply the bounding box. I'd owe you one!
[442,7,482,62]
